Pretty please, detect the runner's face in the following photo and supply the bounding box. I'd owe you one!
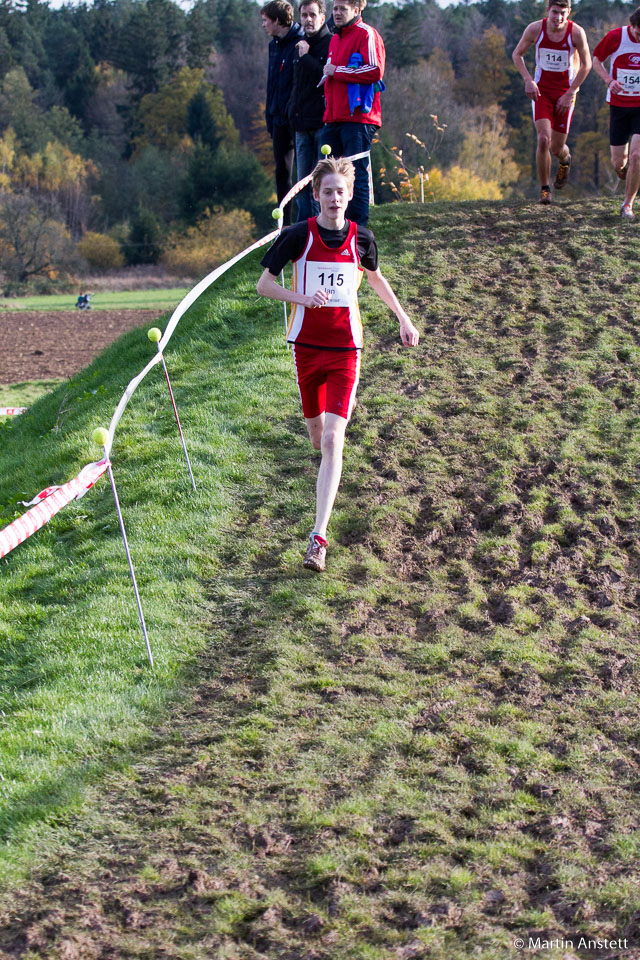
[300,3,325,35]
[314,173,353,221]
[547,4,570,30]
[332,0,360,27]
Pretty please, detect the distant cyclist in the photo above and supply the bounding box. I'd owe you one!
[75,293,92,310]
[512,0,591,204]
[593,7,640,220]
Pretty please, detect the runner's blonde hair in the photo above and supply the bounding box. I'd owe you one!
[312,157,356,194]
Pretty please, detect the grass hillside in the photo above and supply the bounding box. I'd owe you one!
[0,197,639,959]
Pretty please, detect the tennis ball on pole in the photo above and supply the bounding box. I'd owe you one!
[320,144,331,156]
[271,207,282,220]
[92,427,109,447]
[148,327,162,343]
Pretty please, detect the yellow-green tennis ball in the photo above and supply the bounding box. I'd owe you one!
[272,207,281,220]
[92,427,109,446]
[148,327,162,342]
[320,143,331,156]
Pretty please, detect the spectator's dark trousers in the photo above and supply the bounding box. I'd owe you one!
[321,121,375,226]
[272,123,295,225]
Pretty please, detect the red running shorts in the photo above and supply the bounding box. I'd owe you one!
[292,344,361,420]
[532,89,575,134]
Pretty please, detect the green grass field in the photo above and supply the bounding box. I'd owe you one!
[0,287,190,312]
[0,197,639,959]
[0,379,63,410]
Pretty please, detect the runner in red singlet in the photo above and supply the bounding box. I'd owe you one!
[257,156,419,572]
[512,0,591,204]
[593,7,640,220]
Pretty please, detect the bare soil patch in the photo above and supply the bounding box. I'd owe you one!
[0,310,164,383]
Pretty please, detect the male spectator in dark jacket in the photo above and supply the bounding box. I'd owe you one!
[288,0,332,221]
[321,0,385,225]
[262,0,304,224]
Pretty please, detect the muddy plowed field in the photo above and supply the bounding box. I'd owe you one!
[0,310,163,383]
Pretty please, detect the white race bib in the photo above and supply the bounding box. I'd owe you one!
[306,260,356,307]
[618,69,640,95]
[538,46,569,72]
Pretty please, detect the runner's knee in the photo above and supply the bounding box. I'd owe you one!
[321,426,345,458]
[537,131,551,150]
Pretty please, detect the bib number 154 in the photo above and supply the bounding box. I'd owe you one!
[619,70,640,93]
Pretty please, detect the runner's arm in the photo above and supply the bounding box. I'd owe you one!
[569,25,592,93]
[557,25,592,111]
[364,268,419,347]
[257,268,329,308]
[592,55,623,95]
[512,23,542,99]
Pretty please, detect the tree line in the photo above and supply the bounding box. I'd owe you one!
[0,0,630,290]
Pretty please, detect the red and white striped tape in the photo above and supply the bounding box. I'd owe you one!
[0,407,27,416]
[0,459,109,559]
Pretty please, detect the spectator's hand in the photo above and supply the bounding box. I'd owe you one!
[525,79,540,101]
[323,61,336,77]
[306,289,330,308]
[296,39,310,56]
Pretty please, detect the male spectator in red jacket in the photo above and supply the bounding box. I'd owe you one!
[321,0,385,226]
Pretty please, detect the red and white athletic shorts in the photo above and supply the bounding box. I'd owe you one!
[532,89,575,134]
[291,344,360,421]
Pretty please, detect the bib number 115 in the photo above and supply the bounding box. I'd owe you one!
[306,260,355,306]
[318,271,344,286]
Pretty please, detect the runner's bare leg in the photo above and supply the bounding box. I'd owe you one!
[311,412,348,538]
[611,143,629,180]
[535,118,553,185]
[306,413,325,450]
[623,133,640,208]
[550,129,570,163]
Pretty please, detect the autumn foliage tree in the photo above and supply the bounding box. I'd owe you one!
[161,207,255,277]
[0,193,74,291]
[456,27,513,108]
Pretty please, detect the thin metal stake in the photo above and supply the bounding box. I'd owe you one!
[105,451,154,668]
[154,344,197,492]
[277,211,289,334]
